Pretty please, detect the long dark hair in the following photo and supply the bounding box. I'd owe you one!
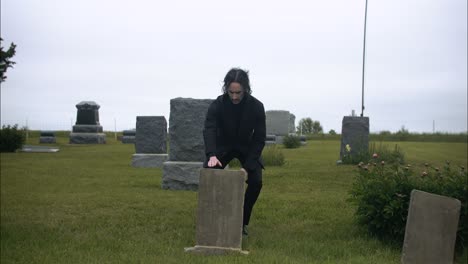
[222,68,252,95]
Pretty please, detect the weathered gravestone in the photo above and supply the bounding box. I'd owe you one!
[39,131,56,144]
[162,98,213,190]
[265,134,276,145]
[339,116,369,160]
[69,101,106,144]
[289,113,296,134]
[132,116,168,168]
[185,168,248,255]
[122,129,136,144]
[299,134,307,145]
[401,190,461,264]
[266,110,290,137]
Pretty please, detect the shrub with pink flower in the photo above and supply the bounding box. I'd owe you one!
[349,160,467,253]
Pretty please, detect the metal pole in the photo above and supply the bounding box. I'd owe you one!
[26,118,29,141]
[361,0,368,117]
[114,118,117,140]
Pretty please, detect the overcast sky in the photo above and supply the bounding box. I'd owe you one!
[1,0,467,133]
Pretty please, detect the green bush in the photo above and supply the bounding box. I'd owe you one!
[0,124,26,152]
[228,145,285,167]
[282,134,301,149]
[349,160,467,252]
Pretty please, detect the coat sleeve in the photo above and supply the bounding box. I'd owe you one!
[244,102,266,170]
[203,100,218,157]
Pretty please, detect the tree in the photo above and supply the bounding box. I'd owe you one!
[329,129,337,135]
[297,118,323,134]
[297,118,313,134]
[312,121,323,134]
[0,38,17,83]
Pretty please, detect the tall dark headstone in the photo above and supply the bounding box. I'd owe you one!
[132,116,168,168]
[340,116,369,160]
[162,98,213,190]
[69,101,106,144]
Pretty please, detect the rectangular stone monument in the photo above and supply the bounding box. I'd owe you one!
[168,98,213,162]
[266,110,291,136]
[289,113,296,133]
[401,190,461,264]
[39,131,56,144]
[340,116,369,160]
[122,129,136,144]
[132,116,168,168]
[185,168,248,255]
[162,98,213,190]
[69,101,106,144]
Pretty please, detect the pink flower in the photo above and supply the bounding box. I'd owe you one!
[381,161,385,166]
[372,153,378,158]
[421,171,428,177]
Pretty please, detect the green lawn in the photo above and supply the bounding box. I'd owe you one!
[1,138,467,263]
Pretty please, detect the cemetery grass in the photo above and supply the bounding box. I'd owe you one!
[1,138,467,264]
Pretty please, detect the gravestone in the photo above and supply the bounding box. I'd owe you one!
[122,129,136,144]
[132,116,168,168]
[339,116,369,160]
[162,98,213,190]
[69,101,106,144]
[289,113,296,133]
[266,110,290,136]
[185,168,248,255]
[265,134,276,145]
[39,131,56,144]
[401,190,461,264]
[299,134,307,145]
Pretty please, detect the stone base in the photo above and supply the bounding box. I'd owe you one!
[162,161,203,191]
[132,154,168,168]
[122,136,135,144]
[184,245,248,255]
[72,125,103,133]
[39,137,56,144]
[69,133,106,144]
[275,136,284,144]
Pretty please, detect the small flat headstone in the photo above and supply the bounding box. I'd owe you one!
[185,168,248,255]
[21,145,59,153]
[401,190,461,264]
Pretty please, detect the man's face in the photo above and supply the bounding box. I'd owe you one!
[228,82,244,104]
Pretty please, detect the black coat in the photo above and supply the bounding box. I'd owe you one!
[203,93,266,170]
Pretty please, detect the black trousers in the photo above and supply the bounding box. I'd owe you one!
[203,151,263,226]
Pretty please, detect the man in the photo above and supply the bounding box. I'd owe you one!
[203,68,266,236]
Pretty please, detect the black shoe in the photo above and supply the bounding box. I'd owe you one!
[242,225,248,236]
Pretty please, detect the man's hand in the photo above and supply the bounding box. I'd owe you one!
[208,156,222,167]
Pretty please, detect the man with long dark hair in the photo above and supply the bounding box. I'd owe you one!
[203,68,266,236]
